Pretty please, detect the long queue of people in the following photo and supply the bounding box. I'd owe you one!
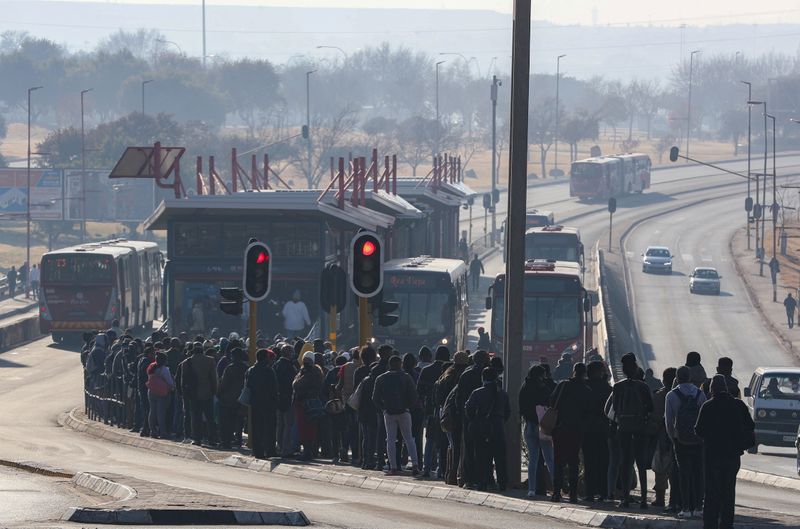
[82,326,755,529]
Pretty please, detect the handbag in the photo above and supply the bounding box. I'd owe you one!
[238,386,251,406]
[347,380,364,411]
[535,405,552,441]
[325,398,345,415]
[303,398,326,420]
[539,383,565,436]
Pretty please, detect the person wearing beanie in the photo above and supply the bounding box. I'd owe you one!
[695,375,755,529]
[606,355,653,508]
[665,365,707,518]
[465,367,511,491]
[701,357,740,398]
[685,351,708,388]
[549,362,592,503]
[418,346,433,370]
[418,344,449,478]
[292,350,324,460]
[456,349,491,487]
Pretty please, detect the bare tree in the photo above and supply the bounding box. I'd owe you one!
[529,99,556,178]
[290,107,358,188]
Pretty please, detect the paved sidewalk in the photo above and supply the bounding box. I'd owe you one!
[60,407,800,529]
[0,296,37,319]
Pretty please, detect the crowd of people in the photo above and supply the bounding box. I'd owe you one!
[4,262,40,300]
[82,324,755,528]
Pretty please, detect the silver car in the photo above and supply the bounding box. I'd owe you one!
[690,267,721,295]
[642,246,673,274]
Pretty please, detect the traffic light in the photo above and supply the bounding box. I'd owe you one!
[377,300,400,327]
[669,146,679,162]
[745,196,753,212]
[302,125,309,139]
[608,197,617,214]
[219,287,244,316]
[320,263,347,313]
[483,193,491,209]
[492,189,500,204]
[350,231,383,298]
[243,240,272,301]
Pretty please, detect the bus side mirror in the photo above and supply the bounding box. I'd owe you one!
[485,296,492,310]
[744,387,751,397]
[583,297,592,313]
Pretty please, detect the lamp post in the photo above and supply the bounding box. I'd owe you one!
[748,99,768,276]
[316,45,347,61]
[306,70,316,185]
[686,50,701,162]
[491,75,502,246]
[552,54,566,177]
[439,52,473,77]
[156,38,184,55]
[26,86,43,298]
[80,88,92,244]
[742,81,752,250]
[767,113,778,300]
[435,60,446,122]
[141,79,153,115]
[202,0,207,68]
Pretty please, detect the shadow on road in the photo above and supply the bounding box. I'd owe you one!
[0,356,27,368]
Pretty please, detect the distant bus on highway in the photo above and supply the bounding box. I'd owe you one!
[486,259,591,368]
[569,153,651,200]
[39,239,163,342]
[524,225,584,270]
[501,209,555,262]
[372,256,468,353]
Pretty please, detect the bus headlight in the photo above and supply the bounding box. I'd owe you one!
[441,338,448,345]
[757,409,767,418]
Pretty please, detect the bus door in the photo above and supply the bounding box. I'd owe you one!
[117,257,128,328]
[129,252,141,327]
[142,251,151,324]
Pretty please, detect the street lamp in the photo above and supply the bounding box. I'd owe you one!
[141,79,153,115]
[435,60,446,122]
[552,54,566,177]
[26,85,43,298]
[156,38,184,55]
[316,45,347,61]
[686,50,701,161]
[491,75,502,246]
[439,52,475,77]
[767,112,778,300]
[80,88,93,244]
[202,0,207,68]
[306,70,316,185]
[742,81,752,250]
[748,99,768,277]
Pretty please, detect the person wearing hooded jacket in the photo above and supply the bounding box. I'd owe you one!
[465,367,510,491]
[418,345,449,478]
[552,352,573,382]
[293,351,325,460]
[274,343,299,456]
[583,360,612,502]
[247,348,279,459]
[146,351,174,438]
[519,364,556,497]
[695,375,755,529]
[666,365,707,518]
[218,347,248,449]
[456,350,490,487]
[685,351,708,389]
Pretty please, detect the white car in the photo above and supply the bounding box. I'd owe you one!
[642,246,673,274]
[689,267,721,295]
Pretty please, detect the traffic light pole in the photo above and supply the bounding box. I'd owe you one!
[329,305,337,350]
[358,296,371,346]
[246,300,257,449]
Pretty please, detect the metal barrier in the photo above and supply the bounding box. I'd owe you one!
[83,374,132,428]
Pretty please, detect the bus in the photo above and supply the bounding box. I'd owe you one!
[524,225,584,270]
[569,153,651,200]
[502,209,556,262]
[372,256,469,353]
[39,239,163,341]
[485,259,591,368]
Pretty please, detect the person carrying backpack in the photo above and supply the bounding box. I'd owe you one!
[665,365,707,519]
[465,367,511,491]
[605,353,653,509]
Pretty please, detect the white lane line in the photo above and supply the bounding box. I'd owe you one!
[701,257,713,262]
[682,253,693,262]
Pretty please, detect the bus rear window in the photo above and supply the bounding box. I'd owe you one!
[571,163,602,178]
[42,255,114,284]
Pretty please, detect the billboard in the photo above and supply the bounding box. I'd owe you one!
[0,169,63,220]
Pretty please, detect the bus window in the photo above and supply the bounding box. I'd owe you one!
[42,255,114,284]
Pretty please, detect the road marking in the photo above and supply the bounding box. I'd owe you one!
[303,500,348,505]
[682,253,693,262]
[702,257,713,262]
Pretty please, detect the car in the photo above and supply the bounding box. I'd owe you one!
[796,425,799,476]
[743,367,800,454]
[642,246,673,273]
[689,267,721,295]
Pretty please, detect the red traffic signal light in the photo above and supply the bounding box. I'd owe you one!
[350,231,383,298]
[243,240,272,301]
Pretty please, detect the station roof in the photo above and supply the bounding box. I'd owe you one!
[143,189,396,232]
[343,189,424,219]
[394,178,462,207]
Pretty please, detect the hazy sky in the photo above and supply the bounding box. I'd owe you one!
[41,0,800,26]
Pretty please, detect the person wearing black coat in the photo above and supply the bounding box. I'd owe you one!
[218,347,248,449]
[695,375,755,529]
[465,367,511,491]
[549,362,592,503]
[583,360,612,501]
[418,345,449,477]
[246,349,279,459]
[456,350,490,487]
[274,344,298,457]
[519,364,556,497]
[435,355,467,485]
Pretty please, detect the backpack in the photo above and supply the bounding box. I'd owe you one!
[439,385,459,433]
[675,390,703,445]
[616,382,646,433]
[146,368,170,397]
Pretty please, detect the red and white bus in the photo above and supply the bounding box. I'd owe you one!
[39,239,163,341]
[524,225,584,270]
[486,260,591,369]
[569,153,651,200]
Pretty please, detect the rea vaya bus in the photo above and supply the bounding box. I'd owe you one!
[372,256,469,354]
[39,239,163,342]
[485,260,592,368]
[569,153,651,200]
[524,225,584,271]
[502,209,555,262]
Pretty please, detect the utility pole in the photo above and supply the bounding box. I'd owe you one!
[80,88,92,244]
[491,75,500,246]
[503,0,531,488]
[742,81,752,250]
[768,113,777,301]
[553,54,566,176]
[202,0,207,68]
[306,70,316,187]
[435,60,445,122]
[26,86,43,299]
[141,79,153,115]
[686,50,700,162]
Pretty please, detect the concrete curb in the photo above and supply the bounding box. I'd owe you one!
[0,301,38,321]
[0,313,43,352]
[73,471,137,501]
[0,458,73,479]
[59,407,793,529]
[62,507,310,526]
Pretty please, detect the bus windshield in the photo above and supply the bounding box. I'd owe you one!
[42,254,114,285]
[378,290,451,336]
[525,234,580,261]
[571,163,602,178]
[492,295,581,341]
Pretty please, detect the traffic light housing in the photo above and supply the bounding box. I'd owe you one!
[608,197,617,214]
[492,189,500,204]
[482,193,492,209]
[243,240,272,301]
[320,263,348,313]
[377,300,400,327]
[219,287,244,316]
[669,146,679,162]
[350,231,383,298]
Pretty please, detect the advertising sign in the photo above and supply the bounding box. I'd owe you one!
[0,169,63,220]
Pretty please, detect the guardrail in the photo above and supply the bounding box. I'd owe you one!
[595,247,621,382]
[83,373,131,428]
